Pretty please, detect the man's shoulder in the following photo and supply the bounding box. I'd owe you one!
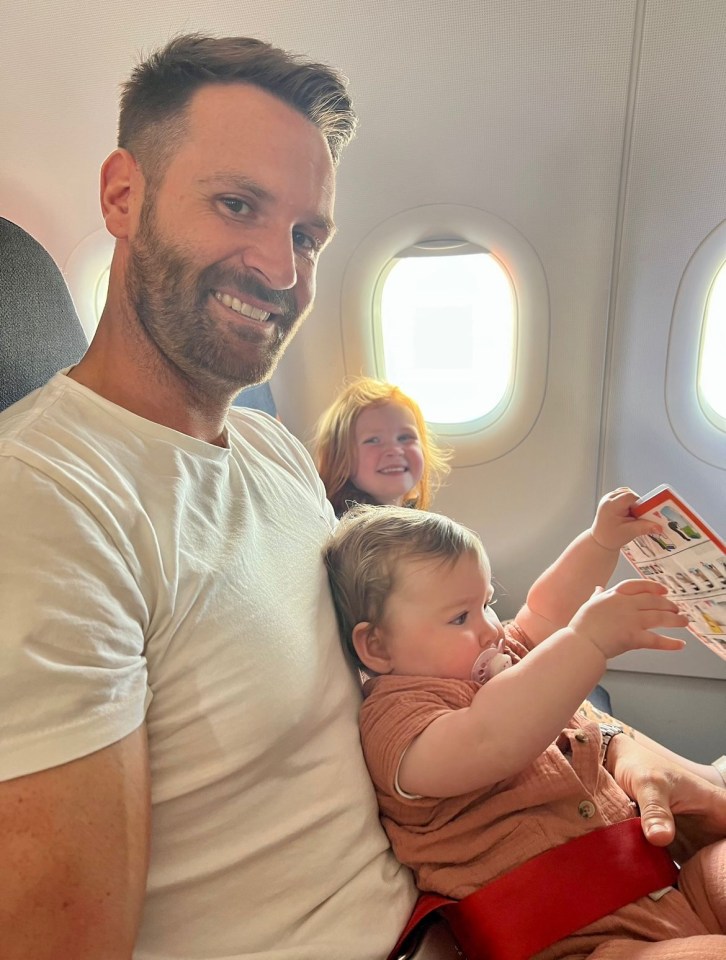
[0,374,172,509]
[0,372,130,463]
[0,372,69,439]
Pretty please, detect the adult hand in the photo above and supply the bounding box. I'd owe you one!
[606,733,726,862]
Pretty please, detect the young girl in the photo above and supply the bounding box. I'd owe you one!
[323,495,726,959]
[314,377,450,516]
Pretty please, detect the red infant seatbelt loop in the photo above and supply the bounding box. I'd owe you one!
[389,818,679,960]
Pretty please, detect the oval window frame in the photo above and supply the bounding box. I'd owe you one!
[63,227,115,341]
[666,218,726,468]
[341,204,549,467]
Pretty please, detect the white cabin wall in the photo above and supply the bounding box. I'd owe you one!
[602,0,726,521]
[278,0,642,611]
[593,1,726,759]
[603,669,725,763]
[279,0,726,761]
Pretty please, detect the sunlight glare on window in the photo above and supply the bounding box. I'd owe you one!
[700,261,726,421]
[379,252,515,425]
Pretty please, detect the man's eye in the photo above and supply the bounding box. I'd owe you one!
[293,229,318,254]
[221,197,252,215]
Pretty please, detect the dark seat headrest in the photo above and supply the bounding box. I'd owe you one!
[0,217,88,412]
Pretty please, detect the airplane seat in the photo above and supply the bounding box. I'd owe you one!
[0,217,88,412]
[588,683,613,714]
[233,380,278,416]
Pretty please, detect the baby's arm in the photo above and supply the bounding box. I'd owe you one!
[516,487,661,645]
[398,580,687,798]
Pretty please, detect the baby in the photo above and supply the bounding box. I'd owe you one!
[323,495,726,959]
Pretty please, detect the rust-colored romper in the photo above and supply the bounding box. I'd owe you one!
[359,623,726,959]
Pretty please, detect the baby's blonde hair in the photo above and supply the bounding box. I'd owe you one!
[323,503,488,670]
[314,377,451,515]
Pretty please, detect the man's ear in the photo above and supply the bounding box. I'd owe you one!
[352,622,394,675]
[100,148,144,240]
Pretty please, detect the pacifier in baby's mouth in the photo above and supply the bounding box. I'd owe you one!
[471,639,513,684]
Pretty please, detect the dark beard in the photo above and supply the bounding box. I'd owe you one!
[126,201,301,394]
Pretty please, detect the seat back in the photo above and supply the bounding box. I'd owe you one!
[0,218,88,412]
[233,381,278,416]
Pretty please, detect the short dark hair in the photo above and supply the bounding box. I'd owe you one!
[118,33,358,183]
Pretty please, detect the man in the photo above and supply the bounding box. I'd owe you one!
[1,31,724,960]
[0,34,418,959]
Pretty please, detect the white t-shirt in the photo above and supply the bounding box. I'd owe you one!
[0,373,415,959]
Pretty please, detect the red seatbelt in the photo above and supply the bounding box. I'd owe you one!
[389,817,679,960]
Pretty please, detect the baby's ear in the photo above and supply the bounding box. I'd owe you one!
[352,622,393,674]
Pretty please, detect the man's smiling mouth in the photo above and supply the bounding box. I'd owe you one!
[213,290,271,322]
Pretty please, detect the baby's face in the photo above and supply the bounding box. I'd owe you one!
[376,550,504,679]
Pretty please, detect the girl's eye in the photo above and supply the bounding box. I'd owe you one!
[221,197,252,215]
[451,612,468,625]
[362,436,379,445]
[399,433,418,443]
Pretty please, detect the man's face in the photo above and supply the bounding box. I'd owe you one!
[125,84,336,393]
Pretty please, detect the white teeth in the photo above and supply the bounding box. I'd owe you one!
[380,467,406,474]
[214,291,270,322]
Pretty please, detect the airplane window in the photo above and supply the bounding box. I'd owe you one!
[376,245,515,425]
[341,204,548,466]
[699,259,726,423]
[666,217,726,468]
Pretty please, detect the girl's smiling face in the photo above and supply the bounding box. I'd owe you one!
[350,402,425,505]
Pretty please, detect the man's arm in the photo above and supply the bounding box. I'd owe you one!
[604,731,726,859]
[516,488,661,644]
[626,726,724,788]
[0,725,151,960]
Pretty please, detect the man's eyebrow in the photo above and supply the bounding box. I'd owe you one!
[311,214,337,240]
[198,174,271,199]
[198,174,336,238]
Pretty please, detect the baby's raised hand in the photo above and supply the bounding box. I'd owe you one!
[590,487,660,552]
[569,579,688,659]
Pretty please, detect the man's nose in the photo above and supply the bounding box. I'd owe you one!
[242,228,297,291]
